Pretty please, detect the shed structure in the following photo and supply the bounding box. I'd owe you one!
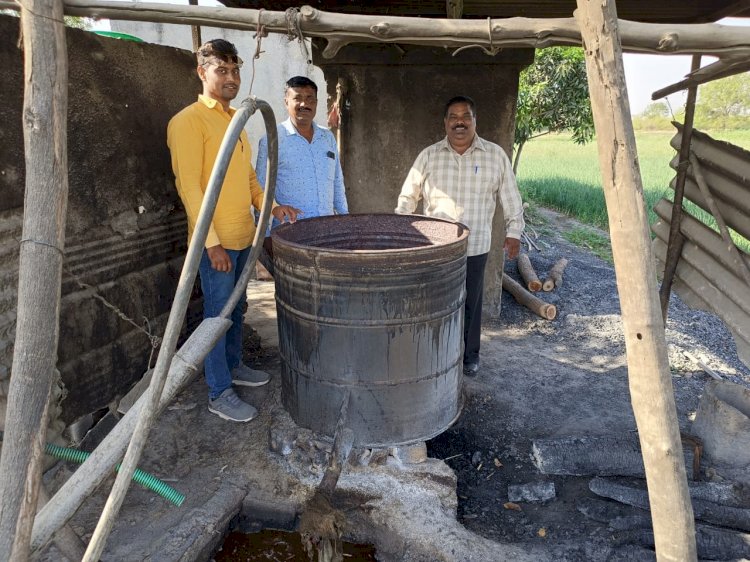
[0,0,749,561]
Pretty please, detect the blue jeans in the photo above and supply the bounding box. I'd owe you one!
[198,246,251,399]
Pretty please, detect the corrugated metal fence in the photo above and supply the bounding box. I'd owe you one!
[652,126,750,367]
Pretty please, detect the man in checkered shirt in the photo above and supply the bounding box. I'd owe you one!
[395,95,525,377]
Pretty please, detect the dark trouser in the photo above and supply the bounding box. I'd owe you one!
[464,252,488,365]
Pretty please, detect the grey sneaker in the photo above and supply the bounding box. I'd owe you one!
[231,363,270,387]
[208,388,257,422]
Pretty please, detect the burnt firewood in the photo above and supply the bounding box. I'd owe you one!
[532,434,695,479]
[613,524,750,560]
[590,477,750,532]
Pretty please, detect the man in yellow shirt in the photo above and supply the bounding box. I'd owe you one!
[167,39,298,422]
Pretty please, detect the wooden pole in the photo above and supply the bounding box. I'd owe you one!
[0,0,69,558]
[188,0,201,52]
[574,2,697,561]
[659,54,702,323]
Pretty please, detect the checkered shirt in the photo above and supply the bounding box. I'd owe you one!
[395,135,525,256]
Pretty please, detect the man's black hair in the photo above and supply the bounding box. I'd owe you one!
[444,95,476,118]
[285,76,318,94]
[196,39,241,66]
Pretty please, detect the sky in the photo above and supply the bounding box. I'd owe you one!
[623,18,750,115]
[88,7,749,117]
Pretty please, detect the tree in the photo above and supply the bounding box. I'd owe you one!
[514,47,594,173]
[694,73,750,129]
[632,101,673,131]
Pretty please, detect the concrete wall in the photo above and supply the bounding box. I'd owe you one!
[110,20,327,157]
[316,43,534,315]
[0,16,201,437]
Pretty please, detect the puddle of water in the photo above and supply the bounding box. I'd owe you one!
[215,529,377,561]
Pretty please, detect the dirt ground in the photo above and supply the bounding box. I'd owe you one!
[428,207,749,558]
[42,207,749,561]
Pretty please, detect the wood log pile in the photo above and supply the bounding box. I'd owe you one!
[502,252,568,321]
[530,432,750,560]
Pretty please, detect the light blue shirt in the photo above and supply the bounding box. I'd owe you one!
[256,119,348,230]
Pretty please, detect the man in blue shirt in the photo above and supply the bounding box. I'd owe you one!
[256,76,348,273]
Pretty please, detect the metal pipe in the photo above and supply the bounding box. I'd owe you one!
[81,97,275,561]
[221,99,278,317]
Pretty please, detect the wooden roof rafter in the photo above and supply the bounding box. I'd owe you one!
[3,0,750,61]
[652,56,750,100]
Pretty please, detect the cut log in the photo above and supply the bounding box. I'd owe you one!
[614,524,750,561]
[517,254,542,292]
[532,433,695,479]
[543,258,569,291]
[577,497,652,531]
[590,477,750,532]
[502,275,556,320]
[687,481,750,509]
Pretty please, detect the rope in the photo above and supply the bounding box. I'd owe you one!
[247,8,266,96]
[19,238,64,255]
[452,17,502,57]
[285,7,312,65]
[63,265,162,353]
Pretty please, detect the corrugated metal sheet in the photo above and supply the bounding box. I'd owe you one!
[652,127,750,367]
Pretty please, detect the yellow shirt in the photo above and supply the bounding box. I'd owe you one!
[167,95,265,250]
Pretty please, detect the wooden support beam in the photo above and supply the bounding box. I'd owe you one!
[0,0,69,558]
[2,0,750,59]
[652,56,750,100]
[574,1,697,561]
[659,55,701,323]
[188,0,201,52]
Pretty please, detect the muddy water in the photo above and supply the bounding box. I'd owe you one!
[215,530,377,561]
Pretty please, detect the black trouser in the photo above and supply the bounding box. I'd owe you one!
[464,252,488,365]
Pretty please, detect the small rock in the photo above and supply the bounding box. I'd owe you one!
[268,426,296,456]
[508,481,556,503]
[471,451,482,466]
[503,501,522,511]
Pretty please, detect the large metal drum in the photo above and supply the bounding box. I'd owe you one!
[271,214,468,447]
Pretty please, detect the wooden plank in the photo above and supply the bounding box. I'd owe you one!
[574,1,697,559]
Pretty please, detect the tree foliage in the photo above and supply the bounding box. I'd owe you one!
[694,73,750,129]
[632,101,673,131]
[514,47,594,173]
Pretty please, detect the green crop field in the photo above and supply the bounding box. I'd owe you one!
[516,129,750,253]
